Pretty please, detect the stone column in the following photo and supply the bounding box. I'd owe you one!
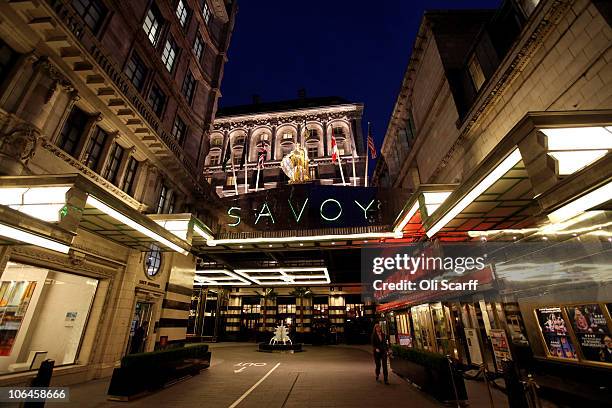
[270,125,277,160]
[322,120,329,156]
[133,160,150,203]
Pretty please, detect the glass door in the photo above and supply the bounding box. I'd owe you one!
[126,301,153,355]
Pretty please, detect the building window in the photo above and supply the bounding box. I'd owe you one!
[307,145,318,159]
[309,166,317,180]
[277,304,296,314]
[0,40,18,83]
[0,262,98,375]
[124,52,147,91]
[58,108,89,157]
[337,142,345,156]
[167,192,176,214]
[120,157,139,194]
[102,143,124,184]
[306,128,318,140]
[346,303,364,319]
[210,137,223,148]
[193,35,204,60]
[468,54,485,92]
[181,71,196,104]
[332,126,345,138]
[82,127,107,170]
[142,4,163,47]
[175,0,190,28]
[171,115,187,144]
[144,244,162,278]
[157,184,168,213]
[72,0,107,33]
[161,36,178,72]
[147,84,166,117]
[201,0,211,24]
[226,175,235,186]
[282,132,293,141]
[209,155,220,166]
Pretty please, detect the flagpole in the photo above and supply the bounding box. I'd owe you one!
[255,166,261,192]
[338,155,346,186]
[365,122,370,187]
[351,152,357,186]
[243,140,248,194]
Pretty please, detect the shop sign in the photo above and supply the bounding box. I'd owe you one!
[490,329,512,371]
[566,304,612,364]
[535,307,577,360]
[398,334,413,347]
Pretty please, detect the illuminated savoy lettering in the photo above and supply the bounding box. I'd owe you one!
[320,199,342,221]
[354,199,375,219]
[255,202,275,224]
[288,198,309,223]
[227,206,241,227]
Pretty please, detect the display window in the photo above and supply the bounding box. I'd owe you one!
[0,262,98,374]
[535,307,578,361]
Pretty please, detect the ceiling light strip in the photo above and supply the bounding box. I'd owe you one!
[426,149,522,238]
[547,181,612,223]
[0,223,71,254]
[393,200,420,234]
[86,195,189,255]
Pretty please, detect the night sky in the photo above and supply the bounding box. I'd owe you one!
[219,0,501,151]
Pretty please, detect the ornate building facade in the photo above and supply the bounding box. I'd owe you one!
[204,96,366,197]
[0,0,235,386]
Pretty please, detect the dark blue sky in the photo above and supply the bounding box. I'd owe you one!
[219,0,501,148]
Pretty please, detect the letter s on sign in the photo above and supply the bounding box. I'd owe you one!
[227,206,241,227]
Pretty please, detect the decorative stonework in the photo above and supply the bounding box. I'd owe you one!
[11,246,116,278]
[33,56,76,104]
[0,123,40,164]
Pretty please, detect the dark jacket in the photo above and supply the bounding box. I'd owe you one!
[371,332,389,353]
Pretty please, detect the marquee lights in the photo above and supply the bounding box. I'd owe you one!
[234,267,330,285]
[0,223,71,254]
[206,231,401,246]
[427,149,522,238]
[86,195,189,255]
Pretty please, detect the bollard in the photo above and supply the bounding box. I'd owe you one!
[446,355,461,408]
[23,359,55,408]
[501,359,529,408]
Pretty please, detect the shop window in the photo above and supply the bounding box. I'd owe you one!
[468,54,485,92]
[171,115,187,144]
[277,304,296,314]
[0,40,18,86]
[142,3,163,47]
[144,244,162,278]
[72,0,107,33]
[181,71,196,104]
[346,303,364,319]
[200,0,211,24]
[81,127,107,170]
[147,84,166,117]
[161,36,179,72]
[242,304,261,314]
[58,108,89,157]
[102,143,124,184]
[0,262,98,375]
[124,52,147,91]
[175,0,190,28]
[193,35,204,61]
[313,303,328,319]
[120,156,139,194]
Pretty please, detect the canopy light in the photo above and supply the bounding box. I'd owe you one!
[86,195,189,255]
[0,186,70,222]
[542,127,611,176]
[153,219,191,241]
[0,223,70,254]
[422,191,453,217]
[193,223,214,241]
[547,181,612,224]
[393,201,419,234]
[194,269,251,286]
[207,232,401,246]
[234,267,330,285]
[427,149,522,237]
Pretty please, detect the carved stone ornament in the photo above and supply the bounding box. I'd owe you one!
[33,56,76,104]
[0,123,40,164]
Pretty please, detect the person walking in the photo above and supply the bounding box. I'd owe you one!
[371,323,390,384]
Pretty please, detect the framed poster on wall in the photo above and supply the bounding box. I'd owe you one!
[566,304,612,364]
[535,307,577,360]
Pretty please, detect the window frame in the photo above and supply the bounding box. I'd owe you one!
[200,0,212,24]
[193,35,204,61]
[181,70,196,104]
[468,53,486,92]
[102,142,125,184]
[58,108,89,157]
[171,115,187,144]
[120,156,139,194]
[82,126,107,170]
[161,35,179,72]
[175,0,190,29]
[157,184,168,214]
[124,51,148,91]
[142,4,163,47]
[72,0,108,34]
[147,83,167,118]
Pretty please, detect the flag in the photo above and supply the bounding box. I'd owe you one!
[331,134,339,163]
[367,124,377,159]
[221,137,231,171]
[257,146,267,169]
[239,134,248,169]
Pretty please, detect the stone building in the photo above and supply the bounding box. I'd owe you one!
[0,0,235,385]
[372,0,612,403]
[204,94,366,197]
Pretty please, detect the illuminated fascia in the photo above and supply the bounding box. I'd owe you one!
[422,191,453,217]
[548,151,608,175]
[0,186,70,222]
[0,223,70,254]
[193,223,214,241]
[541,127,612,150]
[393,201,419,233]
[548,181,612,223]
[153,219,190,241]
[234,267,330,285]
[207,231,400,246]
[86,195,189,255]
[467,228,538,237]
[194,269,251,286]
[427,149,522,238]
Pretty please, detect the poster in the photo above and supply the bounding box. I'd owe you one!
[398,334,413,347]
[566,304,612,364]
[464,328,483,365]
[535,307,577,360]
[0,281,37,356]
[490,329,512,371]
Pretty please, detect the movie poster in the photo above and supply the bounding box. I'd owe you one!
[567,304,612,364]
[535,307,577,360]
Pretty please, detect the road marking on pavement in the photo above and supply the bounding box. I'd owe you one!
[228,362,281,408]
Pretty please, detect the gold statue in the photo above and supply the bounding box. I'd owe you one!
[281,145,310,184]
